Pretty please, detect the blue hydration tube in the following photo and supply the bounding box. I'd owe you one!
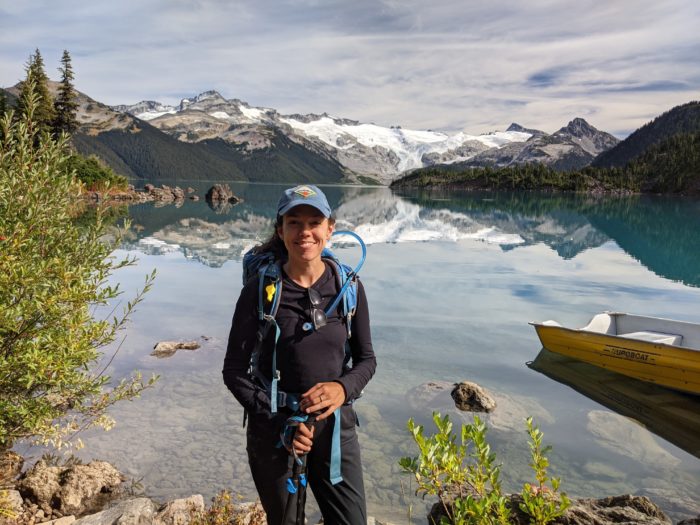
[323,230,366,316]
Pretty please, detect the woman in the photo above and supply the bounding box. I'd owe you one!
[223,184,376,525]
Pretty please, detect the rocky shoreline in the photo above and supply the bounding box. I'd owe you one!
[3,448,697,525]
[3,384,698,525]
[82,183,242,209]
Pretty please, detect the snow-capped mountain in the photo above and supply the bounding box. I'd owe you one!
[112,100,178,120]
[455,118,619,172]
[113,91,534,183]
[112,90,619,182]
[279,115,532,176]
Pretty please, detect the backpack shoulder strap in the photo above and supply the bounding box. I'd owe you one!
[257,259,283,321]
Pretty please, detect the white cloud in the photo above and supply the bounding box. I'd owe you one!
[1,0,699,136]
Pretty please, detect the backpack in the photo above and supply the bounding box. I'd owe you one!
[241,230,367,412]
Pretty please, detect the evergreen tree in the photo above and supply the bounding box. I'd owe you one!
[0,90,6,117]
[17,49,56,134]
[53,49,79,135]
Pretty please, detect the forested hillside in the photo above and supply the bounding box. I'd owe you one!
[593,101,700,167]
[393,131,700,195]
[394,101,700,195]
[72,120,348,183]
[616,132,700,193]
[0,87,18,111]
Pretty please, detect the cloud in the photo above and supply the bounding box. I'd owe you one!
[1,0,699,136]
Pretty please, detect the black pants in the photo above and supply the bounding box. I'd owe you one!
[246,405,367,525]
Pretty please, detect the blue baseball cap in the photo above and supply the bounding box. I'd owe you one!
[277,185,332,218]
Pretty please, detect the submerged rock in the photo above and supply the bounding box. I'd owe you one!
[151,340,201,358]
[587,410,681,468]
[451,381,496,413]
[406,380,454,412]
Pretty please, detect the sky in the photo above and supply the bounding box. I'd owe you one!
[1,0,699,137]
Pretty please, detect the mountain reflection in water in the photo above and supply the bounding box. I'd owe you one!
[121,184,700,288]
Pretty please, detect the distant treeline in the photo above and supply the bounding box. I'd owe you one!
[392,131,700,195]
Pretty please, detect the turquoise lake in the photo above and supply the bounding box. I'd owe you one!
[42,183,700,522]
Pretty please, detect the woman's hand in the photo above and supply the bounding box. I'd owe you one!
[300,381,346,421]
[291,422,314,455]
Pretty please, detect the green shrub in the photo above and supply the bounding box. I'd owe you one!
[0,85,156,452]
[188,491,266,525]
[65,153,128,191]
[519,417,571,525]
[400,412,570,525]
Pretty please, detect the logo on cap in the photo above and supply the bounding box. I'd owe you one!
[293,185,317,199]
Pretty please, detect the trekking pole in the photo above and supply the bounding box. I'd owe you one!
[280,413,317,525]
[295,449,310,525]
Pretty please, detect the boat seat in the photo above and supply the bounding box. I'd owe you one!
[619,331,683,346]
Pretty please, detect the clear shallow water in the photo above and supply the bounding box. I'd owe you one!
[31,184,700,522]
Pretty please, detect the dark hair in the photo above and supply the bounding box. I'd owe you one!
[253,214,336,260]
[253,215,286,259]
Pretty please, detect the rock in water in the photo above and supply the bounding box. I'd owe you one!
[151,340,201,358]
[451,381,496,412]
[205,184,240,203]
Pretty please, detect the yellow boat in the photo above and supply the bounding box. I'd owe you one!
[530,312,700,395]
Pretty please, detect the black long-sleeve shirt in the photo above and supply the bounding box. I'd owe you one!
[223,262,376,417]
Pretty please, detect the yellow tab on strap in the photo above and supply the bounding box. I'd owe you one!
[265,283,276,303]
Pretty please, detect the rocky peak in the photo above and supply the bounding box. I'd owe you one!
[557,117,599,138]
[553,117,620,156]
[112,100,173,114]
[506,122,545,137]
[507,123,527,132]
[179,90,226,110]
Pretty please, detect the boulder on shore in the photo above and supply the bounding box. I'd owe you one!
[72,497,156,525]
[430,493,673,525]
[17,460,124,518]
[0,451,23,488]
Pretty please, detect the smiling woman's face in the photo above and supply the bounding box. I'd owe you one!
[277,204,334,266]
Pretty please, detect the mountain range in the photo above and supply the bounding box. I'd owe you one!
[110,90,619,183]
[3,84,621,184]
